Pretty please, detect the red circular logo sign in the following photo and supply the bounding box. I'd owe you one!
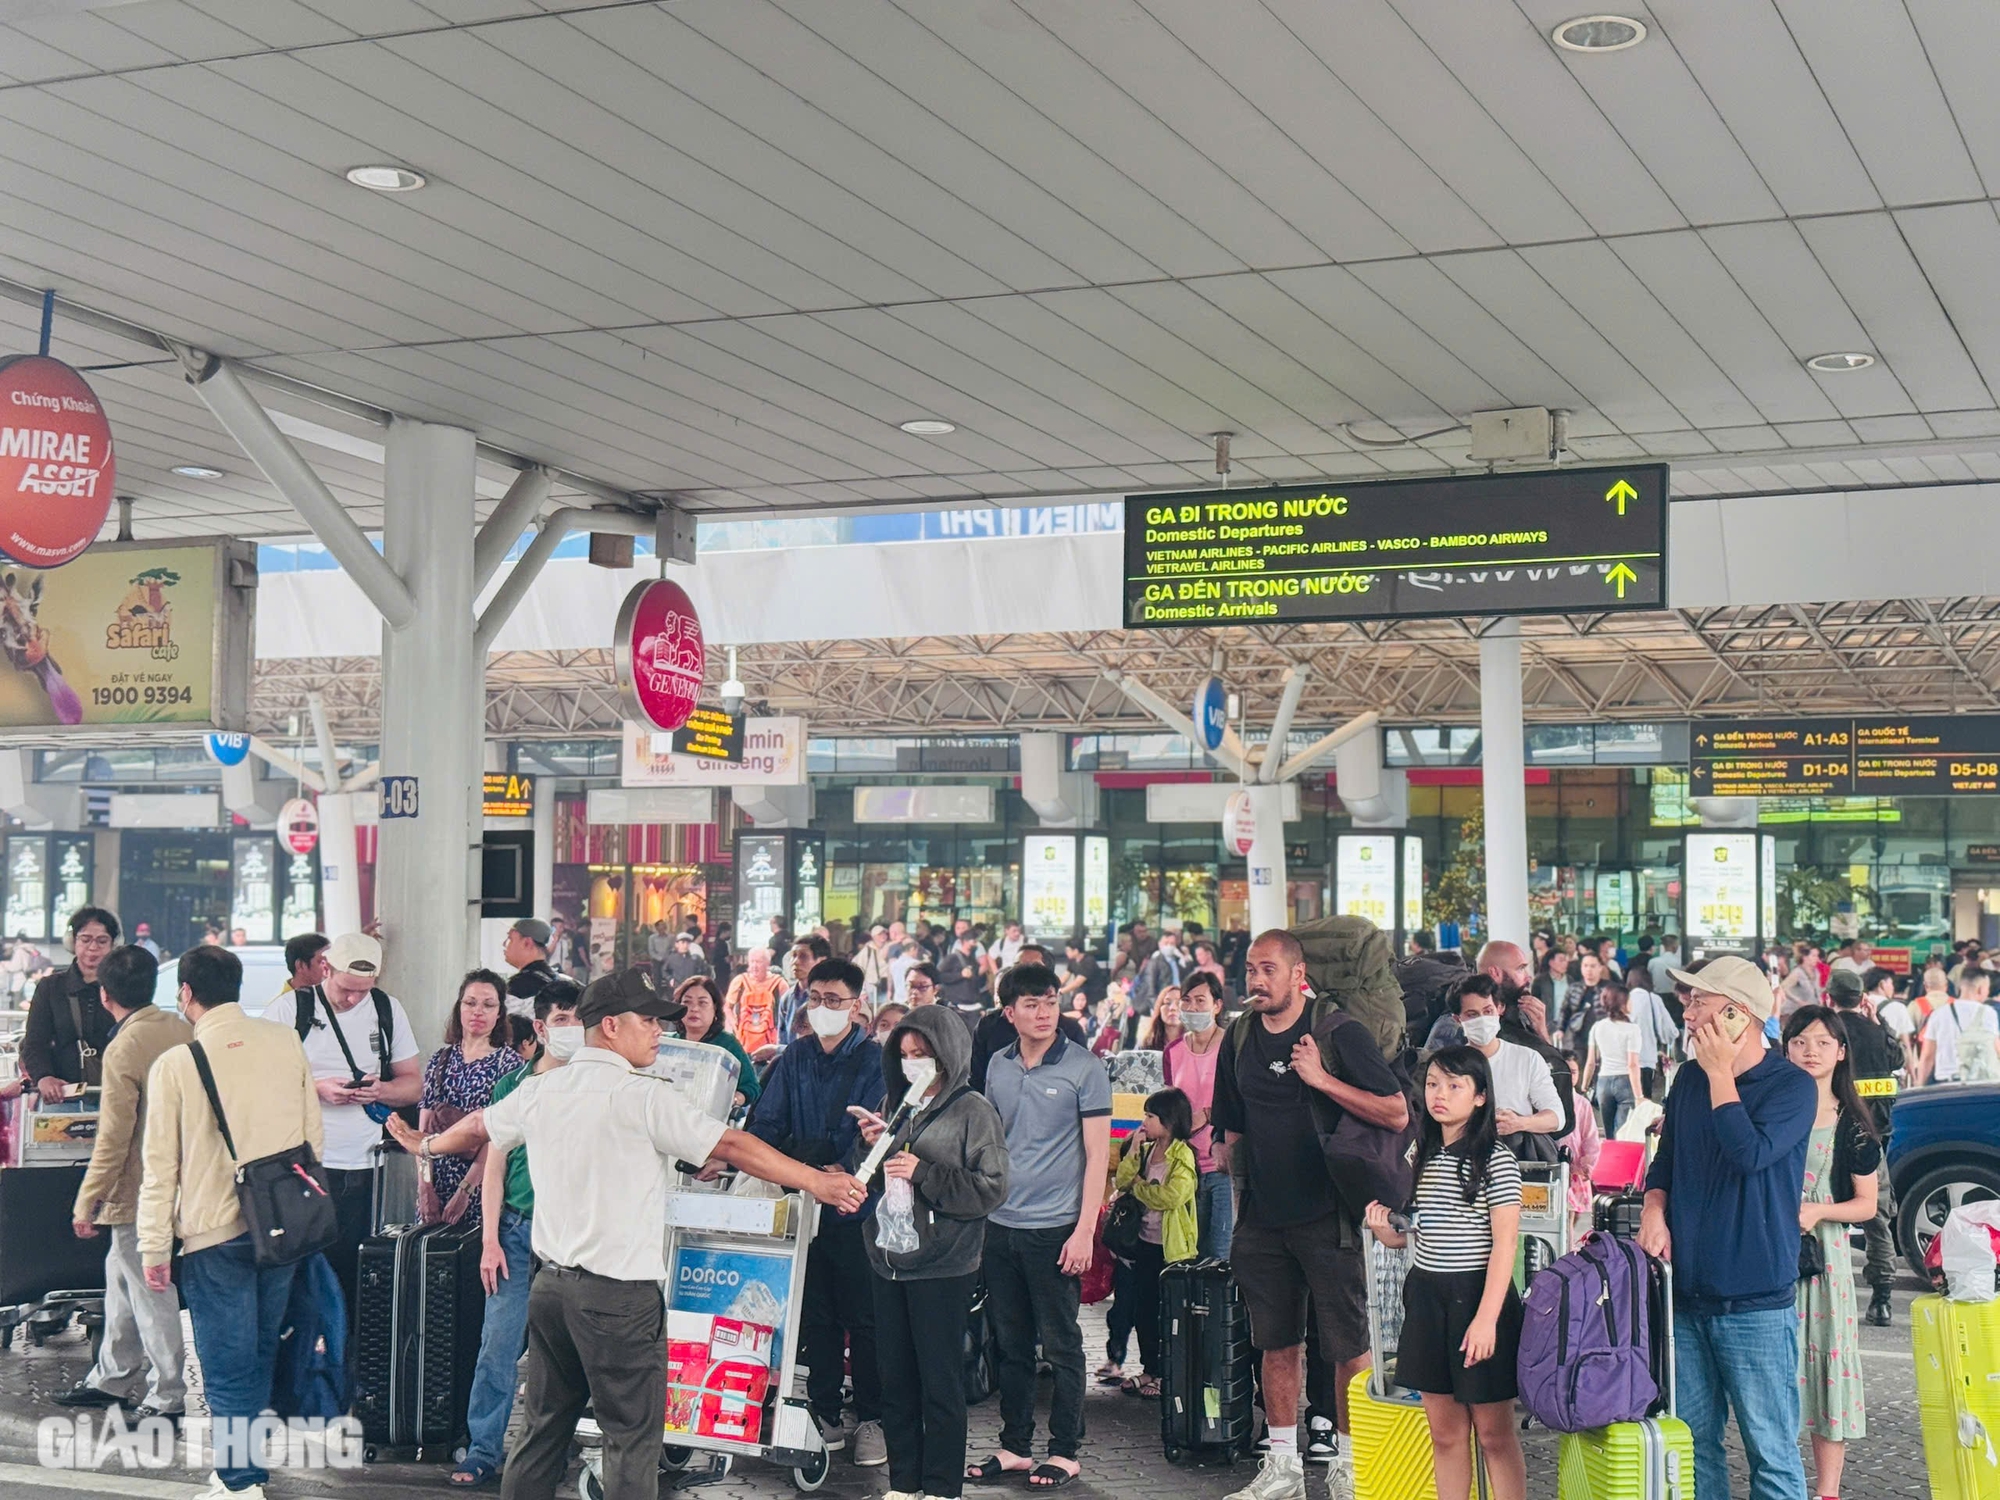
[1224,790,1257,858]
[280,796,319,856]
[615,578,705,732]
[0,355,116,568]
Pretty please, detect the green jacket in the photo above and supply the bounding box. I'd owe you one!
[1115,1135,1199,1265]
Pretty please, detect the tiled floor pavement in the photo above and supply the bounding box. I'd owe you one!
[0,1270,1939,1499]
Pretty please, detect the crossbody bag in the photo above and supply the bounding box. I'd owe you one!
[188,1040,338,1268]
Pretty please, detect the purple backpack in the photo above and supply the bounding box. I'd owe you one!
[1517,1234,1657,1432]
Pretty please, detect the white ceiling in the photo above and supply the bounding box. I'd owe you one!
[4,0,2000,534]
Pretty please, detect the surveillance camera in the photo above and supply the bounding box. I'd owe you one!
[720,678,745,716]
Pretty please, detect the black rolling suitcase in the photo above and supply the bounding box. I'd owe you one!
[353,1221,484,1460]
[1159,1259,1254,1464]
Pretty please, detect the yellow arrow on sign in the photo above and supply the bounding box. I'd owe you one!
[1606,562,1638,598]
[1605,479,1638,515]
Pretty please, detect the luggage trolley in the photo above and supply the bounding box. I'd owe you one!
[574,1037,831,1498]
[1514,1158,1572,1287]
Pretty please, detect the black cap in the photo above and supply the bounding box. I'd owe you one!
[576,966,685,1027]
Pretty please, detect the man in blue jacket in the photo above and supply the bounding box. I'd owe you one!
[746,957,886,1466]
[1641,955,1816,1500]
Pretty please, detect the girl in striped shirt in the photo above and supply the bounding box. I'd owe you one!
[1364,1045,1528,1500]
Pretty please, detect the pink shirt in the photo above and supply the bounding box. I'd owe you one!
[1166,1035,1223,1172]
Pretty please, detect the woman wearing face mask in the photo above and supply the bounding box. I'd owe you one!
[872,1002,909,1043]
[386,978,585,1488]
[1164,972,1232,1259]
[416,969,526,1228]
[854,1005,1009,1500]
[675,975,761,1111]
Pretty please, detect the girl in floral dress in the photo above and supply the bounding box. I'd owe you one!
[1783,1006,1882,1500]
[417,969,524,1228]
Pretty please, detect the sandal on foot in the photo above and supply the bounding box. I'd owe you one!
[1093,1362,1123,1383]
[967,1455,1030,1484]
[448,1462,500,1487]
[1028,1464,1079,1489]
[1136,1376,1162,1398]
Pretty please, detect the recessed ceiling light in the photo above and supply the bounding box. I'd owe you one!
[899,419,956,436]
[344,165,427,193]
[1805,351,1876,373]
[1552,15,1647,51]
[171,464,225,479]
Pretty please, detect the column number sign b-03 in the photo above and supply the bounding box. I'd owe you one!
[380,776,420,820]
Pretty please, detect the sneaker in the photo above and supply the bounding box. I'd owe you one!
[1305,1417,1336,1465]
[813,1415,846,1452]
[1224,1453,1306,1500]
[1325,1449,1355,1500]
[51,1384,122,1408]
[852,1419,887,1468]
[1867,1288,1893,1326]
[193,1477,266,1500]
[883,1491,925,1500]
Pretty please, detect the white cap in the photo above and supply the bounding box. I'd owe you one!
[325,932,382,978]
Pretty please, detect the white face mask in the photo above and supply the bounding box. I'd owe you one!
[807,1003,852,1039]
[1462,1014,1503,1048]
[901,1057,938,1096]
[1182,1009,1217,1034]
[544,1024,585,1061]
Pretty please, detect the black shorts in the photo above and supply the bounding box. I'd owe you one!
[1229,1211,1369,1364]
[1394,1267,1522,1406]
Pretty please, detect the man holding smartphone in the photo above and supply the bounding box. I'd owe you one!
[261,932,422,1316]
[1640,955,1815,1500]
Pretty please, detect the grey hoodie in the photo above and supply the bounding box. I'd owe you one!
[864,1003,1010,1282]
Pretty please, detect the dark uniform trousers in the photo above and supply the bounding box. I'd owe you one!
[501,1265,666,1500]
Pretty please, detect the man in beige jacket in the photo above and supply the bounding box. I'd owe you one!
[58,943,192,1416]
[138,946,322,1500]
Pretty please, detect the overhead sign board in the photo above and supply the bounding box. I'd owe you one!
[1123,464,1668,628]
[0,539,252,729]
[668,706,746,764]
[614,578,704,733]
[279,796,319,856]
[1692,716,2000,797]
[482,771,534,818]
[206,731,251,767]
[1192,676,1227,752]
[0,354,116,569]
[622,716,806,788]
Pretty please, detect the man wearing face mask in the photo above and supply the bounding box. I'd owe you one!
[745,958,889,1465]
[389,977,586,1487]
[1452,977,1563,1157]
[1475,940,1577,1144]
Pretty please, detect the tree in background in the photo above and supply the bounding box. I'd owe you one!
[1430,803,1486,933]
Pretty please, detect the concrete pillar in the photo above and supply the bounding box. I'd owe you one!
[1245,782,1289,936]
[532,772,556,929]
[1480,620,1529,948]
[318,792,363,940]
[376,418,479,1040]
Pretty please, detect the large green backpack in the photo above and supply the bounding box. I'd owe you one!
[1291,914,1407,1062]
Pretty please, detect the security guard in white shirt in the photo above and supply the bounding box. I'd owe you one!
[413,967,867,1500]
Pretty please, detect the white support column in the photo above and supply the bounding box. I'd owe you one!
[1479,620,1529,948]
[532,773,556,930]
[1245,782,1289,936]
[318,792,362,939]
[376,418,480,1040]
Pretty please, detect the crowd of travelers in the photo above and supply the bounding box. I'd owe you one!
[11,902,1954,1500]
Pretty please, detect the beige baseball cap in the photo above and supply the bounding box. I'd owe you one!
[1667,954,1774,1021]
[325,932,383,978]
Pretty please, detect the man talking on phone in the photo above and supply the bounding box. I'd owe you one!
[1639,955,1815,1500]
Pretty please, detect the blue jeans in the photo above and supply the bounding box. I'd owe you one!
[1597,1076,1636,1138]
[179,1235,298,1491]
[1196,1171,1233,1261]
[1676,1304,1807,1500]
[463,1209,535,1471]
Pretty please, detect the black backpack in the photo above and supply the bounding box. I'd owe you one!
[293,984,395,1080]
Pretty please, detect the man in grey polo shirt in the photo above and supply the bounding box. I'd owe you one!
[969,963,1112,1489]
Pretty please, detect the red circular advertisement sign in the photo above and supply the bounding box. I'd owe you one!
[1224,790,1257,858]
[280,796,319,856]
[614,578,705,732]
[0,355,116,568]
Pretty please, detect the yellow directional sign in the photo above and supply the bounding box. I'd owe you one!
[1606,562,1638,598]
[1605,479,1637,515]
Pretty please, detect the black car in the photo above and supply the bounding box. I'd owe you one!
[1887,1079,2000,1272]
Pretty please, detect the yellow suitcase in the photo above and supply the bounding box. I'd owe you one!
[1913,1296,2000,1500]
[1348,1369,1439,1500]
